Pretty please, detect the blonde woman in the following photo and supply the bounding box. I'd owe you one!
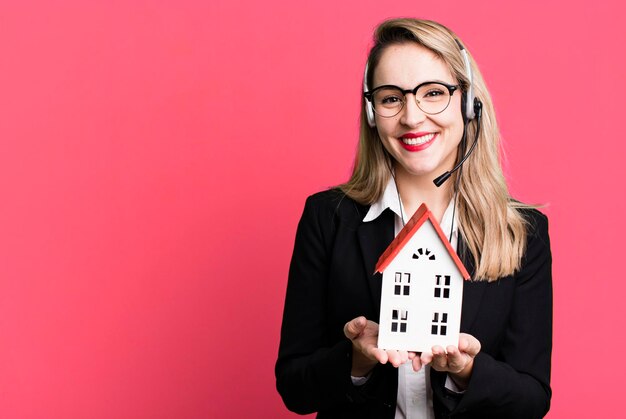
[276,18,552,419]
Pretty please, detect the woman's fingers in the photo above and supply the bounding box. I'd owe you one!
[371,348,389,364]
[459,333,481,357]
[386,350,401,367]
[445,346,468,373]
[430,346,448,371]
[411,356,423,372]
[417,334,483,373]
[373,349,410,367]
[343,316,367,340]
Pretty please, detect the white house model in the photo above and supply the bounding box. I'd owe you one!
[375,203,470,352]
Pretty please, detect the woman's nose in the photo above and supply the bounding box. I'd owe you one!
[399,95,427,127]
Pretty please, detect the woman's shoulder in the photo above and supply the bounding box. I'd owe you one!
[512,204,551,258]
[304,188,347,206]
[511,202,549,235]
[523,207,548,225]
[301,188,369,225]
[304,188,365,211]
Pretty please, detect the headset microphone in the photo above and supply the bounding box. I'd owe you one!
[433,98,482,187]
[433,40,481,188]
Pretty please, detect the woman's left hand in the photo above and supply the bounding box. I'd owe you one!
[413,333,481,389]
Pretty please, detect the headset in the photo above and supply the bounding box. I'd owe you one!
[363,39,483,187]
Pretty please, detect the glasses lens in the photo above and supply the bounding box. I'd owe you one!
[415,83,452,114]
[372,87,405,117]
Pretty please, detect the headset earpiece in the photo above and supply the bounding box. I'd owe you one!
[363,63,376,127]
[456,40,475,121]
[473,97,482,119]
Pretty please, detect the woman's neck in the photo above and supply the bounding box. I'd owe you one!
[393,167,454,223]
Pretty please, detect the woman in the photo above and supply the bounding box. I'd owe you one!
[276,18,552,419]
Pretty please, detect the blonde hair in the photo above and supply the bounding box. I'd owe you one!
[340,18,531,281]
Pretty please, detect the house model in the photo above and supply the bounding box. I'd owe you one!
[375,203,470,352]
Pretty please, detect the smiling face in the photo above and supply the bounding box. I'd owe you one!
[372,42,465,182]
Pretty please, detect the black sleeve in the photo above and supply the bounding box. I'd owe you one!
[435,211,553,418]
[275,195,361,414]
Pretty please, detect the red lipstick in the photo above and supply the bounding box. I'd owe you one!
[398,132,437,152]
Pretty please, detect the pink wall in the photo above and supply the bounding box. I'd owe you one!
[1,1,624,417]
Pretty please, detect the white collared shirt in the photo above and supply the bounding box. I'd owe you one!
[355,178,461,419]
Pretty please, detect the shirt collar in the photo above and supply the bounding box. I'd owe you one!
[363,178,458,240]
[362,177,404,222]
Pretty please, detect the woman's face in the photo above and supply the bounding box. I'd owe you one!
[373,43,464,182]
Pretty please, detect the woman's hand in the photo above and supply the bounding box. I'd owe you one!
[343,316,411,377]
[417,333,481,389]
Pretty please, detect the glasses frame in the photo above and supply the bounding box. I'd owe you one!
[364,81,460,118]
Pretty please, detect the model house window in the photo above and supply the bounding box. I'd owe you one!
[431,312,448,335]
[394,272,411,296]
[434,275,451,298]
[412,247,435,260]
[391,309,408,333]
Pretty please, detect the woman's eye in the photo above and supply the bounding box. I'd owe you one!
[424,89,444,97]
[381,95,402,105]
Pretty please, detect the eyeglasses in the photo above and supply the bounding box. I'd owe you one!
[364,81,459,118]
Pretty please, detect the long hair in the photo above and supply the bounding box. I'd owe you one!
[340,18,530,281]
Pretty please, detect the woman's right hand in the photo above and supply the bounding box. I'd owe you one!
[343,316,411,377]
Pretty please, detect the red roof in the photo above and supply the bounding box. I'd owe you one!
[374,203,470,280]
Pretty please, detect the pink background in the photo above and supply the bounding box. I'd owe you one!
[1,1,624,418]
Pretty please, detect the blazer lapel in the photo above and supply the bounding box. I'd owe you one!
[459,236,487,332]
[357,208,395,318]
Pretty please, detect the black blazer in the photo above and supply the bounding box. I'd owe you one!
[276,189,552,419]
